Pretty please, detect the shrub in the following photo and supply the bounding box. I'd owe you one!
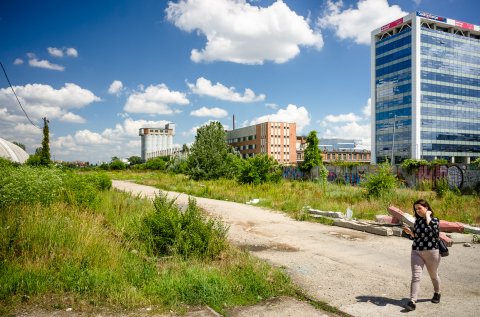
[109,160,127,170]
[363,162,398,198]
[471,158,480,168]
[141,193,228,260]
[435,178,450,198]
[145,157,168,170]
[429,158,448,167]
[237,154,282,185]
[418,179,433,191]
[318,165,328,192]
[166,156,188,174]
[0,166,64,209]
[62,172,112,208]
[400,159,428,174]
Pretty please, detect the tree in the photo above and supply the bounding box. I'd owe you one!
[40,117,51,166]
[363,162,398,198]
[237,154,282,185]
[145,157,167,170]
[109,160,127,170]
[128,155,142,166]
[182,143,189,154]
[300,131,322,178]
[186,121,237,180]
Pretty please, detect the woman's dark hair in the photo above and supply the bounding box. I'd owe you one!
[413,199,434,218]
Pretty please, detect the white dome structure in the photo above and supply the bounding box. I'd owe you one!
[0,137,29,163]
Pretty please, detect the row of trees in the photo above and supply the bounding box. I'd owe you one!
[13,118,325,186]
[184,121,325,185]
[99,121,324,185]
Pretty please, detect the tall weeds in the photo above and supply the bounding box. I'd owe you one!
[0,166,294,313]
[109,170,480,224]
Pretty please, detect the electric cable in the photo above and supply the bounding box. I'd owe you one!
[0,61,40,129]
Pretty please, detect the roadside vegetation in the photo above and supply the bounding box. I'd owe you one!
[92,121,479,225]
[0,159,295,315]
[107,169,480,225]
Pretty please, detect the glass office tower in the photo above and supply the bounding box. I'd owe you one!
[371,12,480,164]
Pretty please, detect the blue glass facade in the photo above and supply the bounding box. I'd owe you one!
[374,28,413,163]
[372,12,480,164]
[420,28,480,161]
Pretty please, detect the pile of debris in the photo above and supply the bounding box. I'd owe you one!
[306,205,480,246]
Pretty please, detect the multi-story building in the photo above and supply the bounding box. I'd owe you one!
[296,137,371,163]
[226,121,297,164]
[371,12,480,164]
[139,123,175,161]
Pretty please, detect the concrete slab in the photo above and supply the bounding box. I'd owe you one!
[333,219,393,236]
[226,297,331,317]
[446,232,477,244]
[308,208,344,218]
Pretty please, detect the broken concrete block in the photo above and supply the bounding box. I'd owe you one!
[375,215,401,224]
[308,208,344,218]
[463,225,480,235]
[387,205,415,226]
[333,219,393,236]
[391,226,404,237]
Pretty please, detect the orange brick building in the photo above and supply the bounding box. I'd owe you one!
[226,122,297,164]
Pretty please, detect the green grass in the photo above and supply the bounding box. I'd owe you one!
[0,186,295,315]
[107,170,480,225]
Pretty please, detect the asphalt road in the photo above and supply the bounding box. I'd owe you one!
[112,180,480,317]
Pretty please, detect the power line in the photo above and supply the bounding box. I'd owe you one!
[0,61,40,129]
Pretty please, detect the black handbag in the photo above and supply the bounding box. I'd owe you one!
[438,239,449,257]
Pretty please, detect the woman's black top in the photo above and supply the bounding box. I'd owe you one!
[411,217,440,251]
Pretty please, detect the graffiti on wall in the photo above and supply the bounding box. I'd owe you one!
[415,164,480,189]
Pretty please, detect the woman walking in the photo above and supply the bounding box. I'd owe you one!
[402,199,442,311]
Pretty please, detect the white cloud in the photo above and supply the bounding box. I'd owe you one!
[49,118,172,163]
[0,83,100,124]
[248,104,310,133]
[166,0,323,64]
[0,107,24,122]
[123,118,171,137]
[181,120,221,137]
[13,58,24,65]
[324,112,361,123]
[317,99,372,150]
[28,58,65,71]
[48,47,64,57]
[320,121,371,149]
[124,84,189,114]
[187,77,265,102]
[60,112,86,123]
[191,106,228,118]
[47,47,79,58]
[362,98,371,118]
[66,47,78,57]
[108,80,124,95]
[265,103,278,109]
[74,130,110,145]
[318,0,407,45]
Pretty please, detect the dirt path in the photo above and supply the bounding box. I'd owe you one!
[112,180,480,317]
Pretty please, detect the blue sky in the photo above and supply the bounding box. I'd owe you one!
[1,0,479,163]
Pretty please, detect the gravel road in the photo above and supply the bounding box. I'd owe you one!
[112,180,480,317]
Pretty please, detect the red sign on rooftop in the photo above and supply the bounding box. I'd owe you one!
[381,17,404,32]
[455,20,474,30]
